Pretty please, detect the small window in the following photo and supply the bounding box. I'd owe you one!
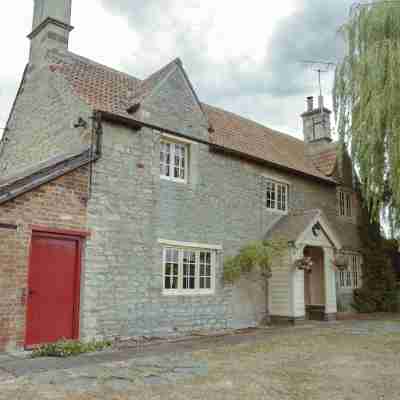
[160,138,188,182]
[163,246,216,295]
[265,179,288,212]
[339,190,352,218]
[338,253,362,289]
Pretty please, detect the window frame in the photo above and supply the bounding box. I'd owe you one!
[337,253,362,289]
[161,243,218,296]
[160,136,189,184]
[264,177,289,214]
[338,189,353,219]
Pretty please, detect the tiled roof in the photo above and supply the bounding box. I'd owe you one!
[204,104,332,181]
[48,51,335,183]
[311,145,338,177]
[48,52,140,117]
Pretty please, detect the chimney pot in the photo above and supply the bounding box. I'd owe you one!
[307,96,314,112]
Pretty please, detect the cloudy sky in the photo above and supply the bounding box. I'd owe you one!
[0,0,353,140]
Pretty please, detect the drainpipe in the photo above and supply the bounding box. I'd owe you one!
[85,111,103,203]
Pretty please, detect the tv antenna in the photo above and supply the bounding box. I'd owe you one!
[301,60,336,98]
[300,60,336,138]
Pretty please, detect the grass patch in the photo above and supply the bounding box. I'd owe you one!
[31,339,112,358]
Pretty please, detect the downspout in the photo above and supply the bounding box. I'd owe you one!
[86,111,103,201]
[93,110,103,159]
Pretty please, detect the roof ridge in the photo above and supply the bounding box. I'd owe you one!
[49,51,336,183]
[55,51,306,146]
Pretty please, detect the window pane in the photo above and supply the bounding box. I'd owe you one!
[266,181,276,209]
[183,251,196,289]
[277,184,287,211]
[346,194,352,217]
[173,143,186,180]
[339,270,345,288]
[199,251,212,289]
[160,142,171,177]
[281,186,286,211]
[339,191,345,216]
[164,248,179,290]
[346,255,352,287]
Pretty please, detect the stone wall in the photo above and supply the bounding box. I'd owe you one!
[0,65,91,178]
[0,167,89,351]
[81,120,365,339]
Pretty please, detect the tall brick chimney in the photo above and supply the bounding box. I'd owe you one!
[29,0,73,66]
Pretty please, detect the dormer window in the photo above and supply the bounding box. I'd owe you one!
[160,137,188,183]
[265,178,288,213]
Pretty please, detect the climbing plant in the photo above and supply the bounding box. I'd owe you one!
[334,1,400,232]
[223,240,286,283]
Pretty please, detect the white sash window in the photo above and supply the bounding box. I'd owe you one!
[161,242,219,295]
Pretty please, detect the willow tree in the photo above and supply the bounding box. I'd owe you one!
[334,1,400,233]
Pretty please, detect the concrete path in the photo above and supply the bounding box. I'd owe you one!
[1,316,400,400]
[0,315,400,383]
[0,321,331,381]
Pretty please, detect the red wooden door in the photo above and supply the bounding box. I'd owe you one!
[26,232,82,347]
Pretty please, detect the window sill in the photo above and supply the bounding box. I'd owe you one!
[160,175,187,184]
[266,209,289,215]
[162,290,215,296]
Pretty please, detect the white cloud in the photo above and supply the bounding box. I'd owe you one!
[0,2,32,138]
[0,0,351,141]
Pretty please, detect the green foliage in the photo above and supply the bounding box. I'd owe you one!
[352,206,399,313]
[334,2,400,230]
[31,339,112,358]
[223,240,286,283]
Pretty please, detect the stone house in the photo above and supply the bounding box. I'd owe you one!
[0,0,364,351]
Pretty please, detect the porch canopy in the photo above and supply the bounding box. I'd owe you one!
[266,209,342,322]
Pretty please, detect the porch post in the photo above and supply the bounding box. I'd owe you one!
[324,247,338,317]
[290,245,306,320]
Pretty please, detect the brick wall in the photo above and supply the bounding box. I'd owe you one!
[0,167,88,351]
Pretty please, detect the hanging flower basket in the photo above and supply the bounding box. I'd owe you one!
[294,257,313,272]
[332,254,348,271]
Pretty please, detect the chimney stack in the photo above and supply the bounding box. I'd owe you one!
[301,95,332,145]
[307,96,314,112]
[29,0,73,66]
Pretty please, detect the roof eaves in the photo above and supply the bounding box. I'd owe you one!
[98,110,337,186]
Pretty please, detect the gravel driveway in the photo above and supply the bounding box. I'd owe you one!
[1,316,400,399]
